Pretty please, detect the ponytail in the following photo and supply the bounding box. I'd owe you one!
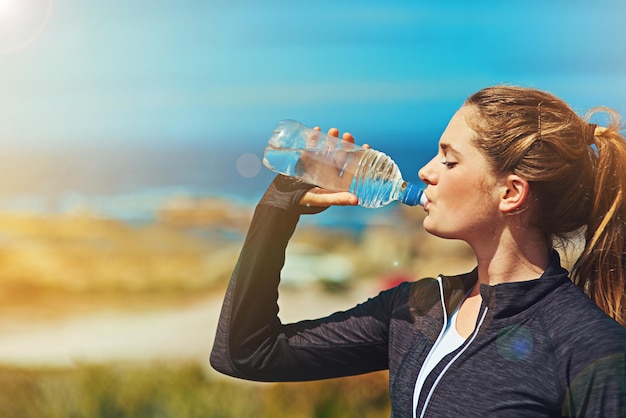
[572,107,626,326]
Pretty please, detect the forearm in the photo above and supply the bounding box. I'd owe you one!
[210,175,320,380]
[210,202,299,380]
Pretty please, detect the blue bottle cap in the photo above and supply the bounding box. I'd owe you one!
[401,181,425,206]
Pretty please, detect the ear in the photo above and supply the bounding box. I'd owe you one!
[499,174,529,213]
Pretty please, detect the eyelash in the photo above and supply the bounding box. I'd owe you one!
[441,159,457,169]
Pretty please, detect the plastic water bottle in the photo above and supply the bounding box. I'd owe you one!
[263,119,426,208]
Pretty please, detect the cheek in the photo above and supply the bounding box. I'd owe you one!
[424,180,496,232]
[443,179,481,211]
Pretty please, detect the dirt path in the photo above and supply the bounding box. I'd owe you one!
[0,295,222,367]
[0,282,380,369]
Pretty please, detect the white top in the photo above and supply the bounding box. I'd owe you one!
[412,298,467,417]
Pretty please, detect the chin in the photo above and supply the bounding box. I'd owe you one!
[423,222,457,240]
[423,225,445,239]
[427,230,454,240]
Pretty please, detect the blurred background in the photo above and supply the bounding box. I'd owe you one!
[0,0,625,416]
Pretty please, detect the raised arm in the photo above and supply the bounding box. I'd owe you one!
[210,175,398,382]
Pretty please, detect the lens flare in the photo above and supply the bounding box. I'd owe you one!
[496,324,534,362]
[0,0,54,54]
[236,153,262,178]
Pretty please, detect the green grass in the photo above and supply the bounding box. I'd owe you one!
[0,363,391,418]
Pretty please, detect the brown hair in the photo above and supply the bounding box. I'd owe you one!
[464,85,626,326]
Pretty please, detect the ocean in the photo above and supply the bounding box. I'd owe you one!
[0,137,435,229]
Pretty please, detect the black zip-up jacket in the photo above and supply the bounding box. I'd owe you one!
[211,176,625,417]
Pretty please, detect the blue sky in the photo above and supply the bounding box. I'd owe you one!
[1,0,625,153]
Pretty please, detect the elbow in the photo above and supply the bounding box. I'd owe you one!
[209,339,241,378]
[210,320,286,381]
[211,341,290,382]
[209,346,233,376]
[210,317,246,377]
[209,341,264,380]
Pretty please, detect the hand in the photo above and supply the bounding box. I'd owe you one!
[298,127,369,208]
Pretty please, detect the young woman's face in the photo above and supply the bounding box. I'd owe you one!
[418,106,504,242]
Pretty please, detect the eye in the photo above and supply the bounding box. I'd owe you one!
[441,159,457,169]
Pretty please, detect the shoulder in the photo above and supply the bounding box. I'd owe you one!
[405,269,477,312]
[371,277,442,326]
[538,279,624,353]
[543,283,626,415]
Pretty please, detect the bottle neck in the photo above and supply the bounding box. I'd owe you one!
[401,181,425,206]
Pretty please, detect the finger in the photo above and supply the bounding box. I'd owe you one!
[299,188,358,207]
[342,132,355,144]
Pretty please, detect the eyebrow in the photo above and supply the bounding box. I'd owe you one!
[439,142,460,156]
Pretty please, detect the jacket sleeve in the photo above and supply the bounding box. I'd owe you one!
[561,315,625,417]
[210,175,395,382]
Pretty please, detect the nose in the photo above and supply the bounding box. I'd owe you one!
[418,157,438,185]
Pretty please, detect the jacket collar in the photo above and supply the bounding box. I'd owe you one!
[440,251,571,320]
[478,250,571,320]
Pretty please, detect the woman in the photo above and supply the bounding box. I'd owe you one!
[211,86,625,417]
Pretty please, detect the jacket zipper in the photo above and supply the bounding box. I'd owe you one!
[417,296,489,418]
[412,277,448,415]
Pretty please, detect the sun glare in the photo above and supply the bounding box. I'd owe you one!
[0,0,15,15]
[0,0,54,53]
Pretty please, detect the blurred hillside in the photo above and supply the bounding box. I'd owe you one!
[0,196,476,304]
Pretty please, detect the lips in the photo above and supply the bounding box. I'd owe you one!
[423,194,431,210]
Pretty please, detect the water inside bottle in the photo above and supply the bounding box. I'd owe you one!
[263,147,303,177]
[264,146,366,193]
[264,142,419,208]
[348,150,404,208]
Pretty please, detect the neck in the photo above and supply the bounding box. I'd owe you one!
[469,228,550,291]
